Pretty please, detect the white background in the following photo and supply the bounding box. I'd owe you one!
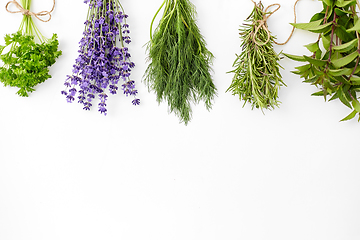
[1,0,360,239]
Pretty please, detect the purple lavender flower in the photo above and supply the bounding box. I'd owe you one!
[132,98,140,106]
[62,0,139,115]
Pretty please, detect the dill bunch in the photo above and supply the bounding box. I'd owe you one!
[227,2,284,110]
[144,0,217,125]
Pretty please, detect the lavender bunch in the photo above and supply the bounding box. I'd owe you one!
[62,0,139,115]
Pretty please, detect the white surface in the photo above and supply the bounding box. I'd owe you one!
[0,0,359,240]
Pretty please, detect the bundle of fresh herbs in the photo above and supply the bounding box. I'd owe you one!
[285,0,360,122]
[0,0,61,97]
[144,0,217,125]
[62,0,139,115]
[227,1,285,110]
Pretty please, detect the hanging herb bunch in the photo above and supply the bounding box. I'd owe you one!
[0,0,61,97]
[227,1,285,110]
[144,0,217,125]
[285,0,360,122]
[62,0,139,115]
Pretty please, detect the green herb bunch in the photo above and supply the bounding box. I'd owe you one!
[0,0,61,97]
[227,2,284,110]
[285,0,360,121]
[144,0,217,125]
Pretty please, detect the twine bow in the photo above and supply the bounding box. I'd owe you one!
[251,0,300,46]
[5,0,55,22]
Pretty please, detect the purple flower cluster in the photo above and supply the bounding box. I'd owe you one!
[62,0,139,115]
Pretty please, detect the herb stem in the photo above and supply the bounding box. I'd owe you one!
[328,11,337,63]
[150,0,166,41]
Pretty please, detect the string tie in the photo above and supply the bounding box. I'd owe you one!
[251,0,300,46]
[5,0,55,22]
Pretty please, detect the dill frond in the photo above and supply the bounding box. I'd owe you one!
[145,0,217,125]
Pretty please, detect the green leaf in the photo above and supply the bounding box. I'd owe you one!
[295,64,311,72]
[304,55,328,67]
[332,38,358,53]
[4,34,13,46]
[338,87,353,108]
[331,51,342,62]
[343,84,352,100]
[329,92,339,101]
[305,41,320,53]
[350,75,360,84]
[335,26,354,42]
[323,0,334,6]
[335,0,356,7]
[340,110,357,121]
[352,99,360,112]
[328,68,353,76]
[303,75,319,83]
[322,35,331,50]
[309,22,333,33]
[312,90,326,96]
[310,13,326,22]
[347,18,360,32]
[291,19,323,30]
[0,45,5,55]
[332,51,359,68]
[283,53,307,62]
[334,8,351,16]
[331,75,351,84]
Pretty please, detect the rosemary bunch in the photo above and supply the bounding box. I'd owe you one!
[285,0,360,122]
[144,0,217,125]
[227,2,284,110]
[0,0,61,97]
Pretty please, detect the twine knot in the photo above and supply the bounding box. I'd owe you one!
[253,3,281,46]
[251,0,300,46]
[5,0,55,22]
[22,9,30,15]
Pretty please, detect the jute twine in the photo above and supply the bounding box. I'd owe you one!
[251,0,300,46]
[5,0,55,22]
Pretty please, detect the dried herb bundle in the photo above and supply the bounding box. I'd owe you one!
[285,0,360,121]
[0,0,61,97]
[144,0,217,125]
[227,2,285,110]
[62,0,139,115]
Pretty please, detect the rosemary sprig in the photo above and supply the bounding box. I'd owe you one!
[144,0,217,125]
[227,2,285,110]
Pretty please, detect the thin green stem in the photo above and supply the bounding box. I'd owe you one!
[177,3,202,54]
[150,0,167,41]
[161,0,177,39]
[16,0,46,42]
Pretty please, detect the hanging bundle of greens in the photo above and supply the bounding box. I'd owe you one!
[0,0,61,97]
[144,0,217,125]
[62,0,139,115]
[227,1,285,110]
[285,0,360,122]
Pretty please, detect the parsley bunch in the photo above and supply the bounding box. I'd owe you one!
[227,2,284,110]
[144,0,217,125]
[285,0,360,122]
[0,0,61,97]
